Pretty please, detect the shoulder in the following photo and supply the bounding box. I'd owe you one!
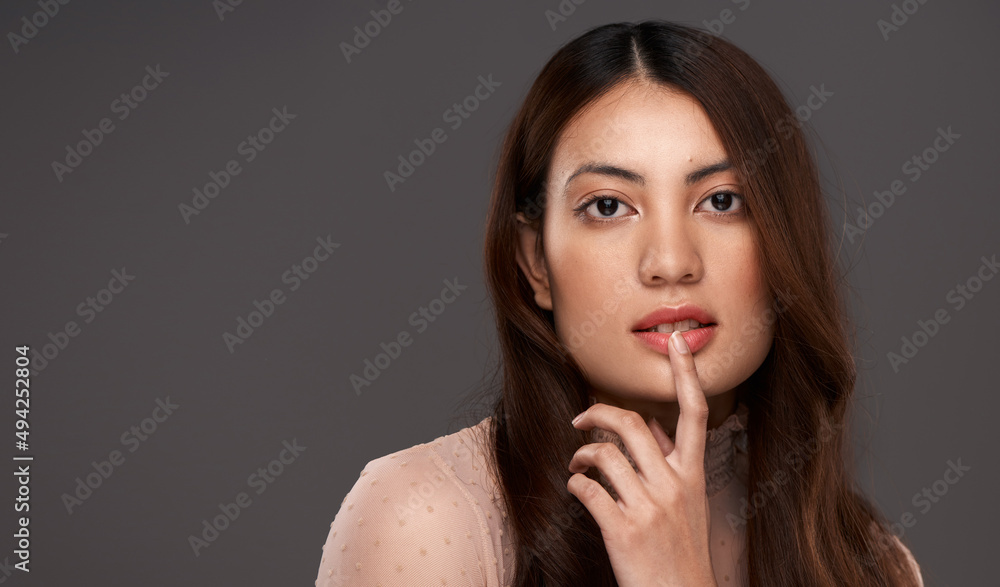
[870,519,923,586]
[315,417,508,587]
[892,535,924,587]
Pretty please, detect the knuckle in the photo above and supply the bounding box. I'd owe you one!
[687,403,710,424]
[620,412,644,431]
[635,505,663,527]
[594,443,618,460]
[611,457,633,479]
[660,487,683,508]
[620,520,645,546]
[577,476,602,500]
[660,468,683,491]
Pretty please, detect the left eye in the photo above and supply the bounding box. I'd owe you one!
[698,191,744,213]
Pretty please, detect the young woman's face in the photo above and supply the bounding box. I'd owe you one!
[516,81,775,404]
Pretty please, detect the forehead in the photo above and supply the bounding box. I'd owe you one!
[550,82,727,178]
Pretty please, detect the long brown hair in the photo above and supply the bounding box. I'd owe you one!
[478,20,918,586]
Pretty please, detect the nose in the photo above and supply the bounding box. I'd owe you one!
[637,211,704,285]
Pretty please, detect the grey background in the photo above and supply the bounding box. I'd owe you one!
[0,0,996,584]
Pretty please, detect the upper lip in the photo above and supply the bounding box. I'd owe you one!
[631,303,716,331]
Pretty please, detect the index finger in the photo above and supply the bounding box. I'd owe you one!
[669,330,709,469]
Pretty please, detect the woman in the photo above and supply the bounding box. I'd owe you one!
[315,20,923,586]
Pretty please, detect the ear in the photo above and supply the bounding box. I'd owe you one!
[515,212,553,311]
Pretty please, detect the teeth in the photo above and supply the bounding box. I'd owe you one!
[642,319,707,333]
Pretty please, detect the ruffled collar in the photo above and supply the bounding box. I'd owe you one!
[586,400,748,498]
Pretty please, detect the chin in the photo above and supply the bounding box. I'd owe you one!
[593,379,681,404]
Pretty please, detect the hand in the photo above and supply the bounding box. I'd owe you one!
[567,331,718,587]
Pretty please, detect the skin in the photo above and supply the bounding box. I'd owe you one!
[572,332,717,586]
[514,80,776,585]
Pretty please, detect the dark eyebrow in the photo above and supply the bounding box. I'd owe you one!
[562,159,733,197]
[685,159,733,185]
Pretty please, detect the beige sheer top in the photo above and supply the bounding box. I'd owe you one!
[315,403,922,586]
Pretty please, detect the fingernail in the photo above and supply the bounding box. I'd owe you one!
[571,411,585,425]
[672,331,689,354]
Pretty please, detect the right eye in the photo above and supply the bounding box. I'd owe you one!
[574,195,636,222]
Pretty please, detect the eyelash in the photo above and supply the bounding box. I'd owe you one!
[572,191,746,224]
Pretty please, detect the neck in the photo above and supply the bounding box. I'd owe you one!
[588,386,740,438]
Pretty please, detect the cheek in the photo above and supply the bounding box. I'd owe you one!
[716,230,767,306]
[698,232,774,384]
[544,227,629,343]
[738,260,772,339]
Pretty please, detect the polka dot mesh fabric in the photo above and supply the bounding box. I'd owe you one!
[315,404,922,586]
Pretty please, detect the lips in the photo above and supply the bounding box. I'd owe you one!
[631,303,717,332]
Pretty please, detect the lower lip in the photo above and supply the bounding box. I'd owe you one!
[632,325,717,355]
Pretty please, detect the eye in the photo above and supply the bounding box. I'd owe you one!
[697,190,745,217]
[573,194,635,222]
